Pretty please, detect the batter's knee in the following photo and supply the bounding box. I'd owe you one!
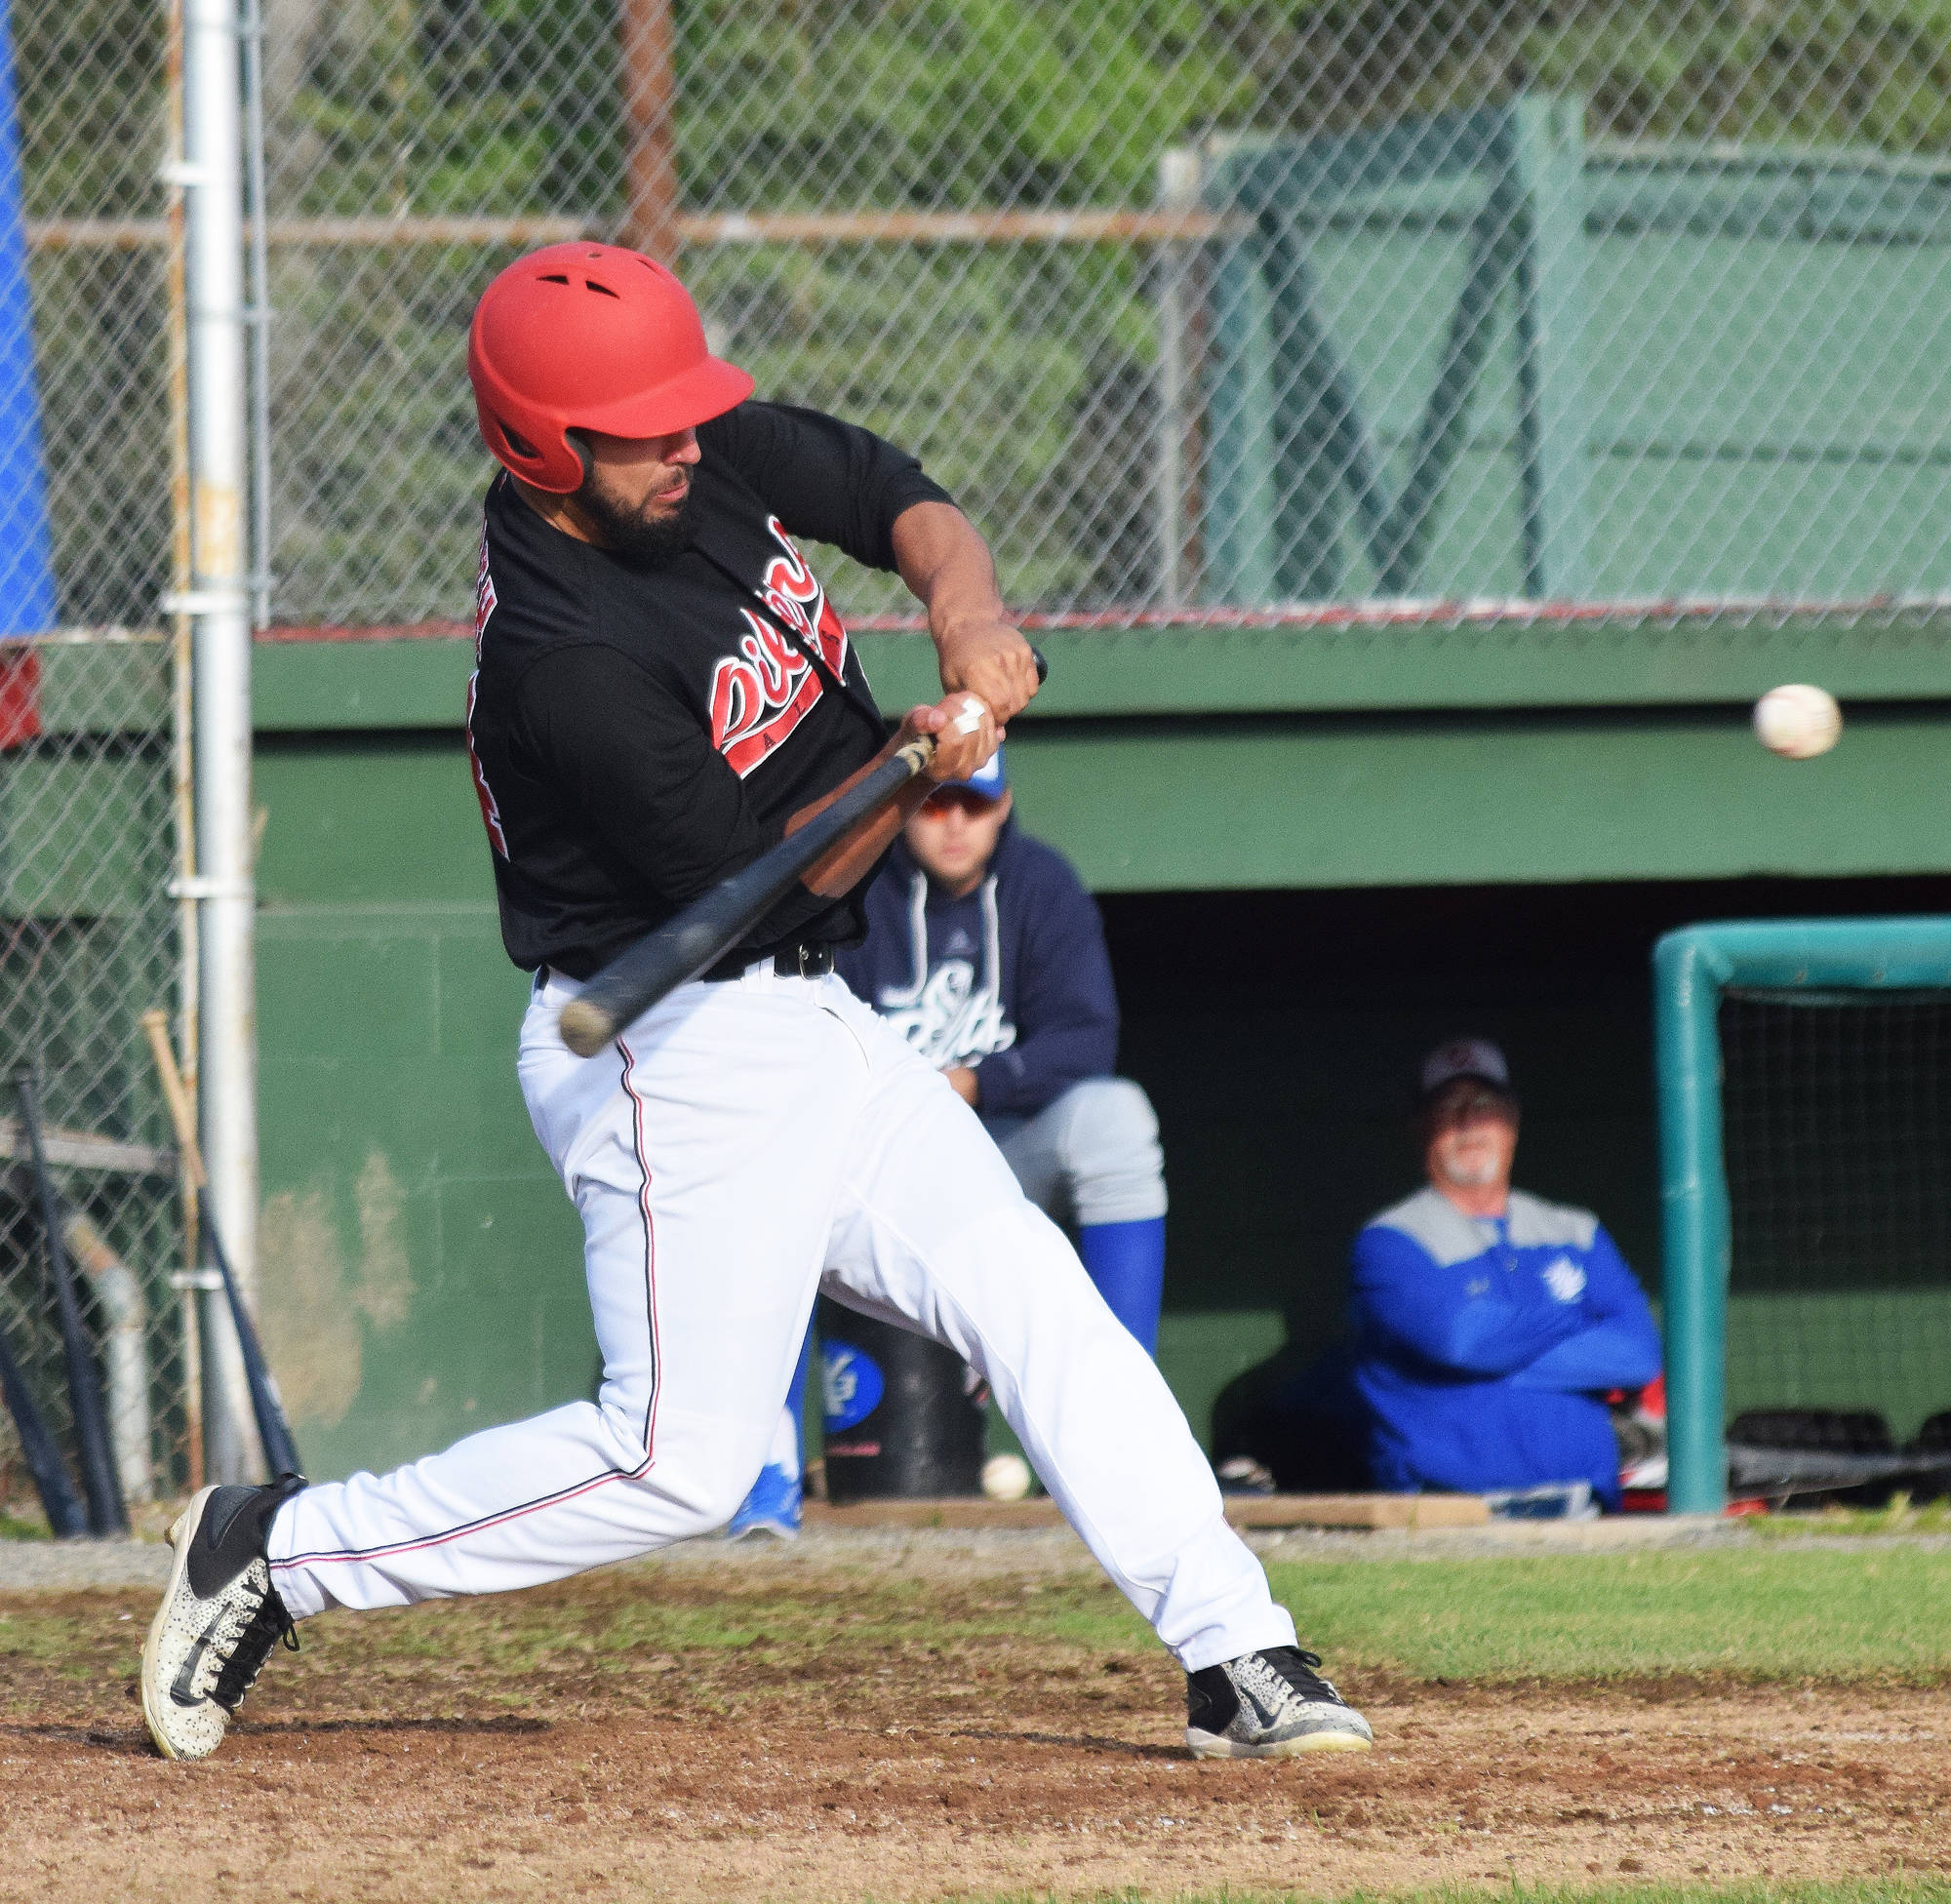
[1052,1078,1167,1224]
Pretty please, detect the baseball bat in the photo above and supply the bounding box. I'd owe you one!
[139,1012,304,1481]
[559,653,1045,1058]
[560,735,934,1057]
[0,1304,88,1537]
[13,1072,127,1535]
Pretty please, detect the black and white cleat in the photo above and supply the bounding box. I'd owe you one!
[1186,1646,1374,1759]
[139,1475,305,1762]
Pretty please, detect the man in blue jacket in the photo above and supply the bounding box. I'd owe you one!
[728,747,1166,1537]
[1347,1039,1662,1509]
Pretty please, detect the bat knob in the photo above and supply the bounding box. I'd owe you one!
[1031,646,1048,685]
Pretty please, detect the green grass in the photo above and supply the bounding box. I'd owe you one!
[1746,1497,1951,1539]
[1271,1546,1951,1682]
[322,1544,1951,1687]
[6,1542,1948,1692]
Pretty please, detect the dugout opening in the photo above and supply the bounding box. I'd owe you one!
[1097,872,1951,1468]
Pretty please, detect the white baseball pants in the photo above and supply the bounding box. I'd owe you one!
[268,962,1294,1672]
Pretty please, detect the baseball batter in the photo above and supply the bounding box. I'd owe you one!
[139,242,1372,1765]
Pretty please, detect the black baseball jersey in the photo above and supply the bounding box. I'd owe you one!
[463,400,953,978]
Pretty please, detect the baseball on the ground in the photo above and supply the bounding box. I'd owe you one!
[1753,683,1842,760]
[981,1452,1032,1501]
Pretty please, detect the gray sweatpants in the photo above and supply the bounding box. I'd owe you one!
[988,1077,1168,1229]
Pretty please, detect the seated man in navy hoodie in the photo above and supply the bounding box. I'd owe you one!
[728,748,1165,1537]
[1346,1039,1662,1510]
[838,746,1168,1346]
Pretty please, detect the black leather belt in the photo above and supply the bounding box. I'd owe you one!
[703,940,835,982]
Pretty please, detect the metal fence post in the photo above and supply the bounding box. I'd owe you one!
[1510,95,1592,599]
[178,0,261,1485]
[1154,147,1200,610]
[1653,927,1733,1516]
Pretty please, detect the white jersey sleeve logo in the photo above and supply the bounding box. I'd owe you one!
[1542,1255,1587,1303]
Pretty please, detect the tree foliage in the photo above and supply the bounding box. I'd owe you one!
[18,0,1951,620]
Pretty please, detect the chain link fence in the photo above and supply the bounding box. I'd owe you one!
[246,0,1951,628]
[8,0,1951,1517]
[1,0,185,1524]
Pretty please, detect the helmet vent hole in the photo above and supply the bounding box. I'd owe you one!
[537,272,570,285]
[582,277,619,298]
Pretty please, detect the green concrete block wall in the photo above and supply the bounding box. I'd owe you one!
[254,674,1951,1477]
[256,736,585,1480]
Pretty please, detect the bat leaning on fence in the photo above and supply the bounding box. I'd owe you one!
[559,656,1047,1059]
[13,1072,127,1536]
[0,1298,87,1537]
[139,1011,304,1481]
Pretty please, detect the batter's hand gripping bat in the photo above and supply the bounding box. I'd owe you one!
[559,654,1046,1059]
[13,1072,127,1535]
[139,1012,304,1481]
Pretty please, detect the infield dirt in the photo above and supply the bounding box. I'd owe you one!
[1,1554,1946,1902]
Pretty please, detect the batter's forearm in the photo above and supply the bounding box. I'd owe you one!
[892,499,1006,632]
[790,766,933,898]
[784,696,1000,900]
[892,500,1041,723]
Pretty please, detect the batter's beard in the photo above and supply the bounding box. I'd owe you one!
[577,477,691,569]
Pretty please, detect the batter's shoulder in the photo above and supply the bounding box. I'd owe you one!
[695,399,820,492]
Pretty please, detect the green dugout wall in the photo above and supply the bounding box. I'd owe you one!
[252,614,1951,1484]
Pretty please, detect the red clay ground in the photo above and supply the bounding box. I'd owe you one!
[0,1564,1945,1901]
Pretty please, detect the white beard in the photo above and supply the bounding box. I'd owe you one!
[1437,1148,1503,1190]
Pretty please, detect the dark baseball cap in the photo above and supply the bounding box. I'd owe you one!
[1417,1037,1513,1101]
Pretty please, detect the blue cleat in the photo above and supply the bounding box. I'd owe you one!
[726,1461,801,1540]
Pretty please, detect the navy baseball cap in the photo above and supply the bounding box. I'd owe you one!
[1417,1037,1513,1101]
[936,744,1007,801]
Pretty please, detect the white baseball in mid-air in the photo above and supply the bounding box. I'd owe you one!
[981,1452,1032,1501]
[1753,683,1842,760]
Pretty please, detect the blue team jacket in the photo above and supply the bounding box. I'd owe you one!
[1349,1186,1662,1508]
[835,821,1118,1123]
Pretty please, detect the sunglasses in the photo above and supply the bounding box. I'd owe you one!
[919,787,1003,818]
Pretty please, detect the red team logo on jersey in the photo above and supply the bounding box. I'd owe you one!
[707,518,849,777]
[465,525,509,857]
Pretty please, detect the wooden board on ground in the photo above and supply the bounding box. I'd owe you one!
[1226,1491,1491,1528]
[804,1492,1490,1531]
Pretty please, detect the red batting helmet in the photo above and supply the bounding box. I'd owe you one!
[466,242,754,493]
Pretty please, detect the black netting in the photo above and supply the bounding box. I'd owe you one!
[1720,987,1951,1445]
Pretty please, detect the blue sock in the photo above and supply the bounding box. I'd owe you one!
[784,1321,811,1467]
[1077,1216,1165,1356]
[730,1325,815,1535]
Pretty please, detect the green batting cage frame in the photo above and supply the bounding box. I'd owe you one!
[1654,916,1951,1515]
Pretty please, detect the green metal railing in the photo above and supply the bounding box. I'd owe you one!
[1653,916,1951,1514]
